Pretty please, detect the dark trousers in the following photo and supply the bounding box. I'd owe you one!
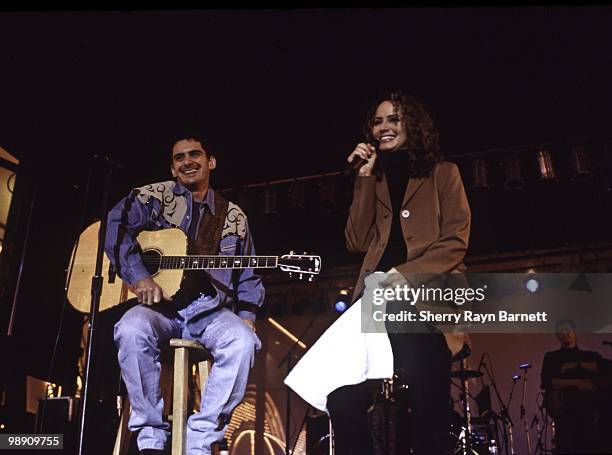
[389,332,452,455]
[327,333,451,455]
[327,381,376,455]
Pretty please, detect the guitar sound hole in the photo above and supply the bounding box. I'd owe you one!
[142,249,162,276]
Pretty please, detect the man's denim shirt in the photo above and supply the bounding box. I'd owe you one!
[105,180,264,322]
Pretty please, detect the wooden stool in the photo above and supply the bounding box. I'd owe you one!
[169,338,212,455]
[113,338,213,455]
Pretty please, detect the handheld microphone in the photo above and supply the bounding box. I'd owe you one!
[344,140,379,176]
[344,157,368,176]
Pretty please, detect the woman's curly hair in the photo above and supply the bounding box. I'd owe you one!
[363,91,443,178]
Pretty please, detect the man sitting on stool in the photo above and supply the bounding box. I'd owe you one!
[106,134,264,455]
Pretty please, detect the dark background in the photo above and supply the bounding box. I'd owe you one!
[0,7,611,445]
[2,8,611,184]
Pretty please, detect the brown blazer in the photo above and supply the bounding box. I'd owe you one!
[345,161,471,355]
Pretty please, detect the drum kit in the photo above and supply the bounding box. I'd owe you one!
[448,349,499,455]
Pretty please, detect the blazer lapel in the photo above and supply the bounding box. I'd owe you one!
[401,177,426,209]
[376,174,392,212]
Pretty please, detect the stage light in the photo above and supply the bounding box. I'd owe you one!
[569,145,592,182]
[525,278,540,294]
[334,289,350,313]
[267,317,307,349]
[503,155,525,191]
[525,270,539,294]
[288,182,306,209]
[334,301,348,313]
[263,188,279,217]
[537,148,556,180]
[471,158,490,190]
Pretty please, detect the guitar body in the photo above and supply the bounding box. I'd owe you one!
[67,221,187,313]
[135,228,187,302]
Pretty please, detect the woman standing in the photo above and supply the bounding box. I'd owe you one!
[285,92,470,455]
[329,91,471,454]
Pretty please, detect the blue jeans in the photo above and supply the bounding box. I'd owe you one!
[114,299,260,454]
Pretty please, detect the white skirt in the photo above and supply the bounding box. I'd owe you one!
[283,298,394,412]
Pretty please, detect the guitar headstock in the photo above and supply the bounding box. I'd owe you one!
[279,252,322,281]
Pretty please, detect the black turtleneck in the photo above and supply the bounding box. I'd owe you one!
[376,151,412,272]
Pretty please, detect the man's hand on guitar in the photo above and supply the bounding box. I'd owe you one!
[132,277,172,305]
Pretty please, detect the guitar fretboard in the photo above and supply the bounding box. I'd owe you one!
[160,256,279,270]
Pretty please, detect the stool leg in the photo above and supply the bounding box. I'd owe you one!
[112,397,131,455]
[172,347,189,455]
[197,360,216,454]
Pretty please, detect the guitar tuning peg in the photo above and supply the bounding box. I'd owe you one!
[308,275,314,282]
[289,250,295,255]
[302,251,307,255]
[289,272,293,278]
[299,273,303,280]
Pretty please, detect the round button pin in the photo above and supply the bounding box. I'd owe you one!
[401,209,410,218]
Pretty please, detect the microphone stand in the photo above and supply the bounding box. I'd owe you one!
[504,376,520,455]
[458,357,473,455]
[519,365,532,455]
[76,156,121,455]
[278,311,321,455]
[482,362,514,455]
[6,184,37,336]
[530,398,548,455]
[483,360,515,455]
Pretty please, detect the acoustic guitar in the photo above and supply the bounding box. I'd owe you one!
[67,221,321,313]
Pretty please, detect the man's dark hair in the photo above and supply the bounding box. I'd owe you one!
[169,132,216,161]
[363,90,442,178]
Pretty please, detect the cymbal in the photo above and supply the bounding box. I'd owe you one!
[450,369,483,380]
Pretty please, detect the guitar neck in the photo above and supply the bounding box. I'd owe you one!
[160,255,279,270]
